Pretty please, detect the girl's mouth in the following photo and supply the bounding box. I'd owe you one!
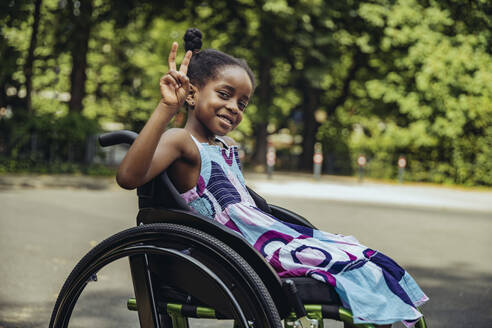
[217,114,233,126]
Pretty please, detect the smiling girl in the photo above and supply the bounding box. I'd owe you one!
[116,28,427,327]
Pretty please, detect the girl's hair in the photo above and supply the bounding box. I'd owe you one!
[183,28,255,90]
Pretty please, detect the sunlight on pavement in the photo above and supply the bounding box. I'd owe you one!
[249,180,492,213]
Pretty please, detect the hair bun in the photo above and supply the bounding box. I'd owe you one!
[184,28,203,52]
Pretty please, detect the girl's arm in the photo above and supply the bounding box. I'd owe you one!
[116,43,192,189]
[116,103,181,189]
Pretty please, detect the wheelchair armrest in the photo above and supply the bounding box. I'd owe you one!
[136,207,292,317]
[269,204,317,230]
[246,186,272,213]
[246,185,317,229]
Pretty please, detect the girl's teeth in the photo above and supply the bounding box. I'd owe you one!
[220,116,232,124]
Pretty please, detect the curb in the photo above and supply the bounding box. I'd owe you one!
[0,174,115,190]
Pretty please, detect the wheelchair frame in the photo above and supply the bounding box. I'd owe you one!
[49,130,428,328]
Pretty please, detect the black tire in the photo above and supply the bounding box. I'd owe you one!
[49,223,283,328]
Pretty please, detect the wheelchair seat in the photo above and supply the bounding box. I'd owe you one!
[283,277,340,305]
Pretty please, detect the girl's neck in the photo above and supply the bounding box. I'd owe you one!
[184,118,216,144]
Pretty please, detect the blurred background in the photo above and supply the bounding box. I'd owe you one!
[1,0,491,186]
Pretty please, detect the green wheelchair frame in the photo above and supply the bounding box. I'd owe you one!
[127,299,427,328]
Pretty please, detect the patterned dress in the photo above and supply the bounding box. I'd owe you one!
[180,135,428,326]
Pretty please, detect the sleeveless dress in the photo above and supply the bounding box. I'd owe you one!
[180,135,428,327]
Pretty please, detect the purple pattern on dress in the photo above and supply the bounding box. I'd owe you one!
[221,148,234,166]
[207,161,241,211]
[201,192,216,218]
[370,251,413,304]
[382,269,414,307]
[328,259,355,274]
[197,175,206,195]
[345,251,357,261]
[297,234,310,240]
[278,267,309,277]
[309,269,337,286]
[363,249,376,258]
[233,148,241,170]
[254,230,294,257]
[344,259,367,271]
[291,245,332,267]
[268,248,284,271]
[370,251,405,281]
[283,221,314,237]
[224,219,241,233]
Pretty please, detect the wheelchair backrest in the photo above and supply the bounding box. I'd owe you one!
[99,130,273,213]
[98,130,313,229]
[137,169,273,213]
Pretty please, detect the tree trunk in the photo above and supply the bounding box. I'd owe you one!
[252,122,268,166]
[24,0,42,113]
[299,84,320,171]
[68,0,93,112]
[251,15,273,166]
[251,58,271,165]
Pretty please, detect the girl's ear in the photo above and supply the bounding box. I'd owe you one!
[186,84,198,109]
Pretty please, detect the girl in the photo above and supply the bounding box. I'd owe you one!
[117,28,428,327]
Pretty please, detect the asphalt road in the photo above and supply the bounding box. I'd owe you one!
[0,183,491,328]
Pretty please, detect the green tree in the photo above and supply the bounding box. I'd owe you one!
[24,0,42,113]
[325,0,492,185]
[2,0,491,185]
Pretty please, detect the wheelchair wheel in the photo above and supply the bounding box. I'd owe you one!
[49,223,282,328]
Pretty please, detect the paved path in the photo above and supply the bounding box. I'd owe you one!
[0,174,491,327]
[245,172,492,213]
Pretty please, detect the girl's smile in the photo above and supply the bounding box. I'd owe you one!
[188,66,253,139]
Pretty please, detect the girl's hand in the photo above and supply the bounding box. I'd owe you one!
[159,42,192,111]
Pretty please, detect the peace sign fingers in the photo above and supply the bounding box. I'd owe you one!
[161,42,193,110]
[168,42,192,74]
[168,42,178,71]
[179,49,192,75]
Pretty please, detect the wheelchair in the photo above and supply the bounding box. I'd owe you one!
[49,130,428,328]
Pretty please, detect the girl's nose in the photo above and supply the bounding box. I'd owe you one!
[226,102,239,113]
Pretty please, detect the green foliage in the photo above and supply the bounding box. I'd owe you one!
[340,0,492,185]
[0,158,115,176]
[1,0,491,185]
[1,111,99,165]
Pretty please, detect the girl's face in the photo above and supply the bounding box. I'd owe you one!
[192,66,252,137]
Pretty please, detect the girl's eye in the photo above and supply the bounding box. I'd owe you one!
[218,91,230,98]
[238,102,248,111]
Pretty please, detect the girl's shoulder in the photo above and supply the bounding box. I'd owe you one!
[220,135,237,147]
[163,127,190,138]
[158,128,198,160]
[160,128,193,147]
